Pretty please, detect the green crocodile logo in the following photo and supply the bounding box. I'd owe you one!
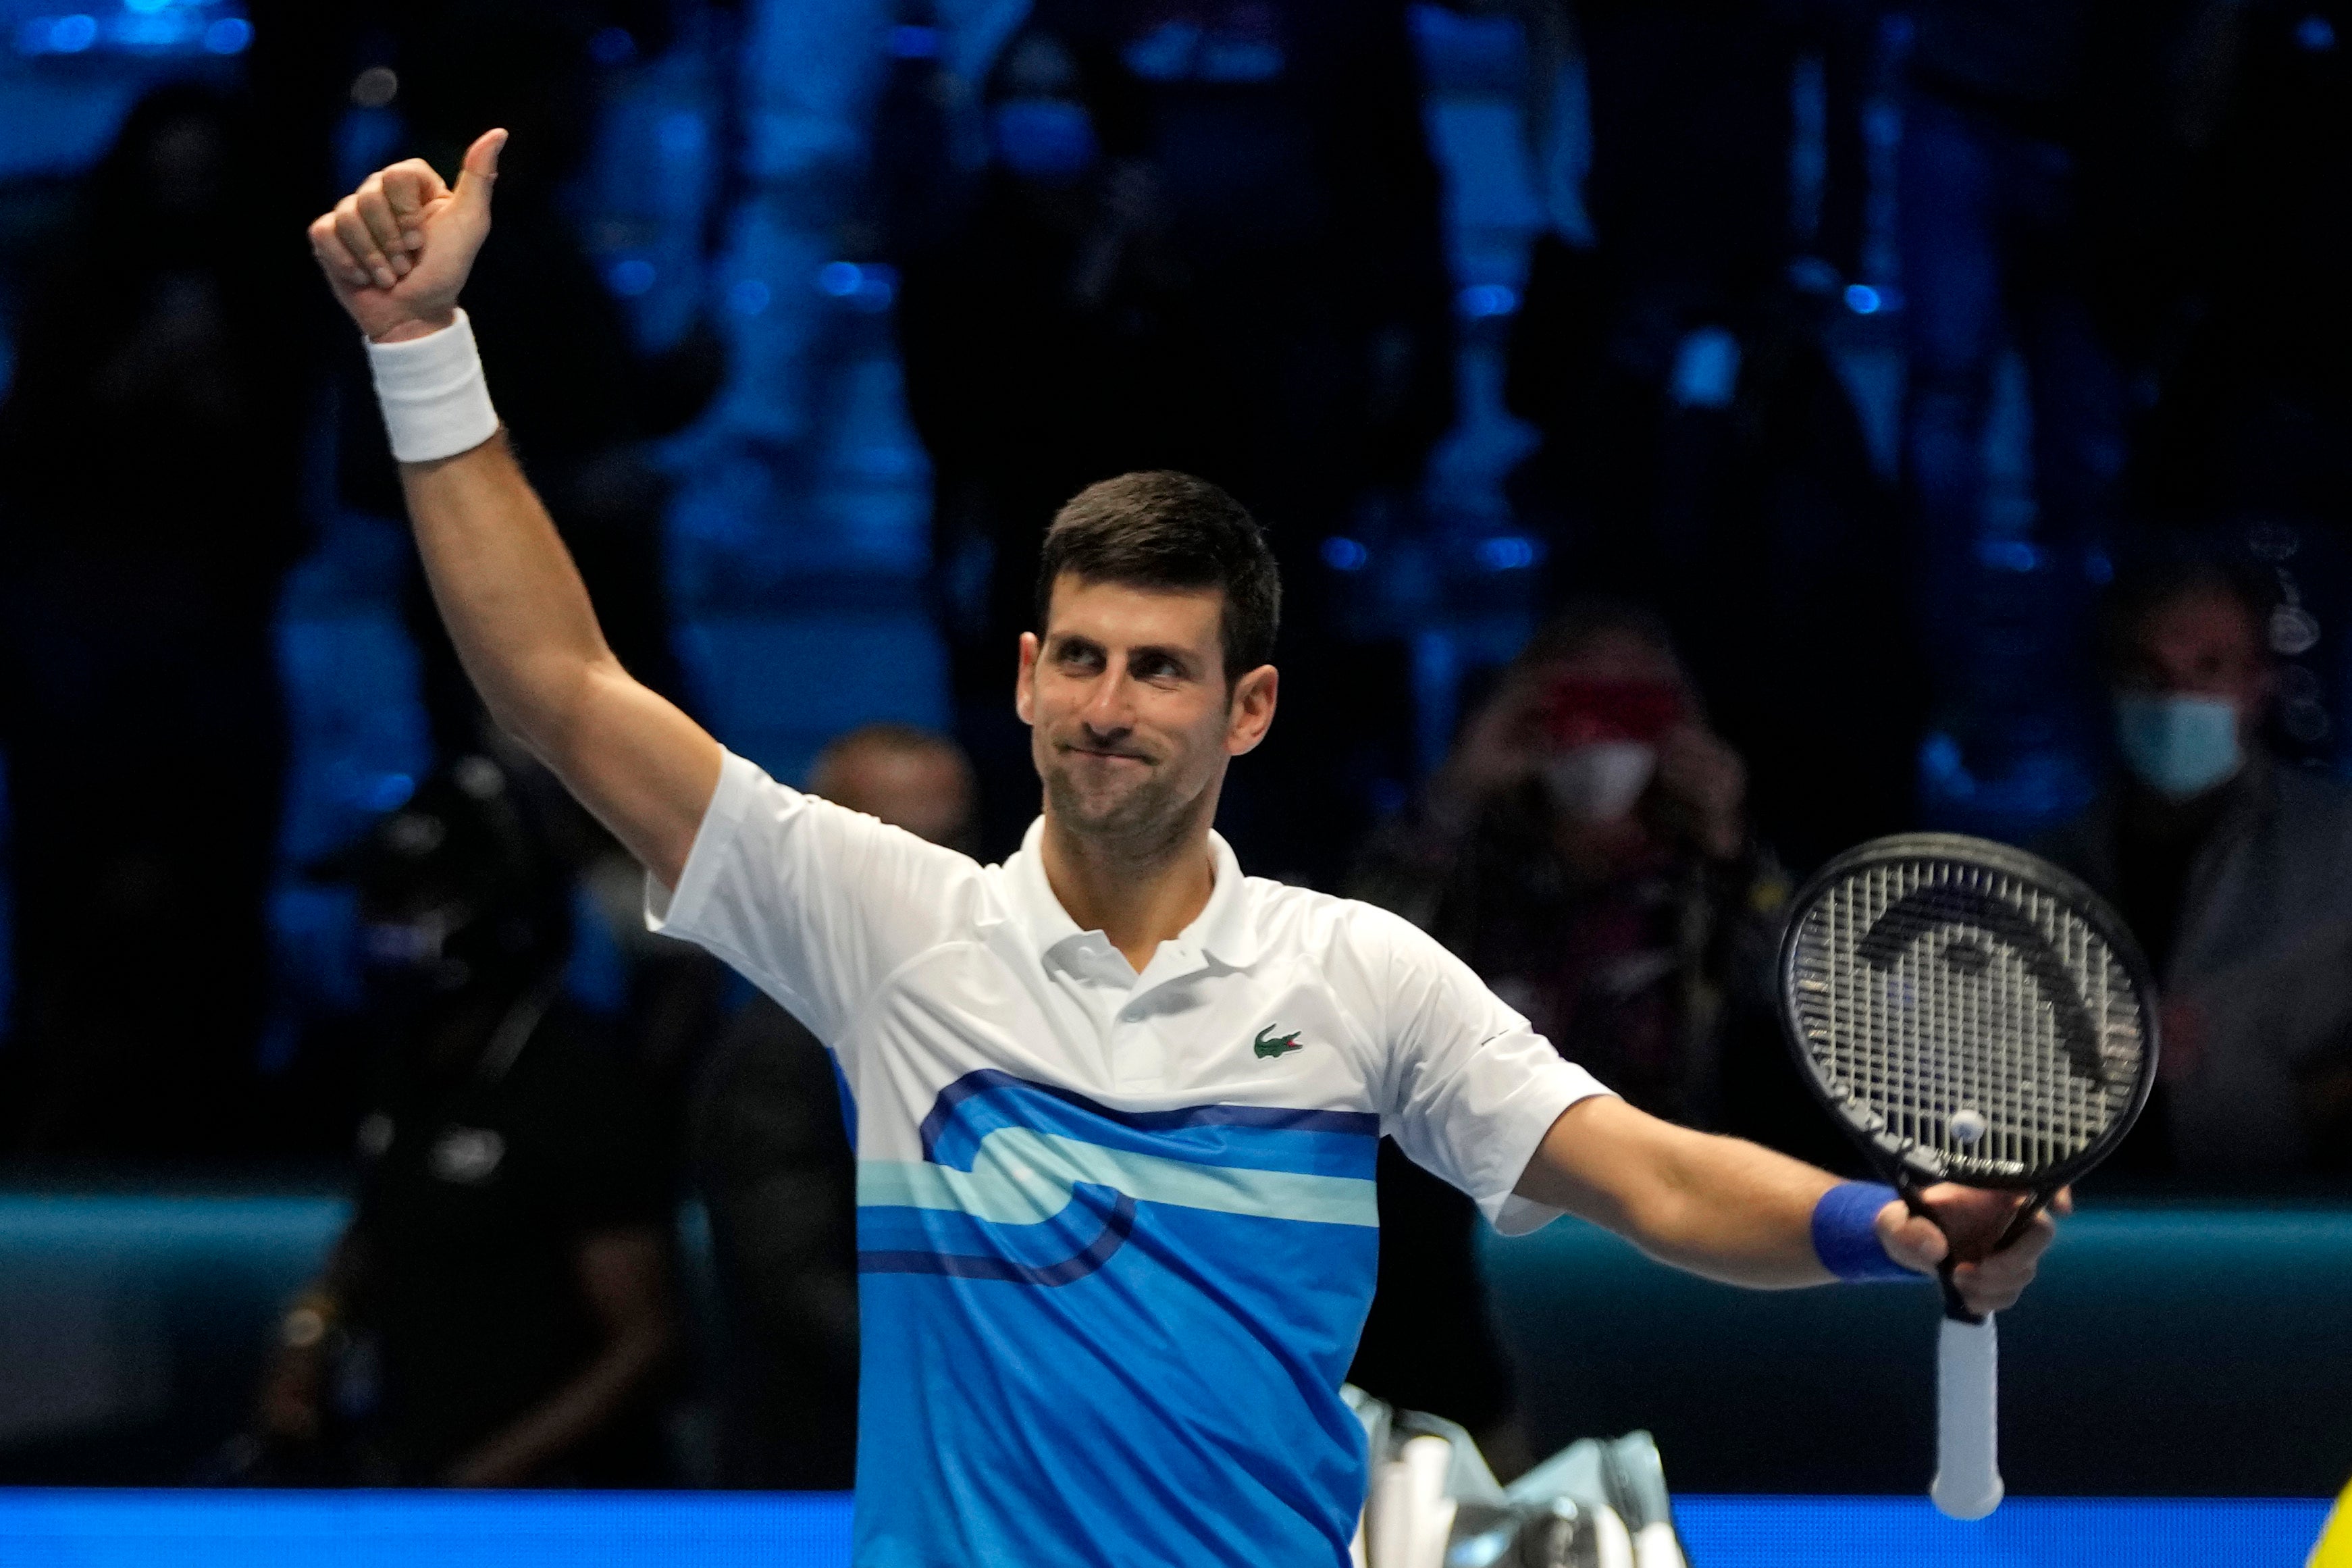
[1253,1025,1303,1060]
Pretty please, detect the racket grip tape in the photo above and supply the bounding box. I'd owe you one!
[1931,1313,2004,1520]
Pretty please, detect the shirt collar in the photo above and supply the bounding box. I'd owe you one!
[1000,816,1264,976]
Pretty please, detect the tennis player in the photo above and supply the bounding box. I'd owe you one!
[311,132,2060,1565]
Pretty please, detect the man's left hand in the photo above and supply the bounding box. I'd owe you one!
[1875,1185,2070,1315]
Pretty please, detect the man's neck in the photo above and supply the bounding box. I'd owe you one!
[1039,812,1217,974]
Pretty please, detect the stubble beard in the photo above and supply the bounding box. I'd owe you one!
[1040,753,1202,870]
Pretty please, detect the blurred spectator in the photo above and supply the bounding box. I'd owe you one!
[0,84,311,1157]
[1502,0,1909,865]
[249,758,676,1484]
[1357,602,1800,1124]
[1345,604,1823,1469]
[892,0,1453,878]
[2043,561,2352,1177]
[1896,0,2204,740]
[690,724,976,1488]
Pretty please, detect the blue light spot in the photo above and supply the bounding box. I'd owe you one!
[889,24,941,57]
[1475,534,1541,571]
[587,25,636,65]
[727,278,771,316]
[1844,284,1882,315]
[1980,539,2039,573]
[203,16,251,53]
[1457,283,1519,319]
[365,773,416,813]
[853,265,895,311]
[816,261,864,298]
[1321,536,1369,572]
[1919,731,1974,798]
[123,0,168,14]
[51,14,99,51]
[658,111,704,156]
[2085,548,2114,585]
[607,257,656,297]
[2294,14,2336,50]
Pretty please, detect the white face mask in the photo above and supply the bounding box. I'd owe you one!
[2112,692,2243,800]
[1541,741,1657,823]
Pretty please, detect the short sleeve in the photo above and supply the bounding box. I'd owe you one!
[1361,908,1614,1236]
[646,749,981,1046]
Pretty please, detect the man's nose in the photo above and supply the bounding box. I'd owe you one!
[1080,667,1136,730]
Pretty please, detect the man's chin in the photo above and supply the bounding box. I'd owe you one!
[1043,768,1174,841]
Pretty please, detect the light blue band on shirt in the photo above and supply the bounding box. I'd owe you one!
[860,1126,1379,1228]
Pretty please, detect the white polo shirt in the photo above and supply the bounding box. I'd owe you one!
[650,750,1608,1567]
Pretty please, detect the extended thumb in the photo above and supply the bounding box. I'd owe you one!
[454,128,507,210]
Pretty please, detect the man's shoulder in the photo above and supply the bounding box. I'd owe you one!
[710,751,991,897]
[1237,874,1457,978]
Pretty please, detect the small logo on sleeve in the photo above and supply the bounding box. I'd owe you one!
[1253,1025,1303,1060]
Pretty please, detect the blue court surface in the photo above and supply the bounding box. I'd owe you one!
[0,1490,2330,1567]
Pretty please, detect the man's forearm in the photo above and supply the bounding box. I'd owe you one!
[1613,1124,1839,1288]
[1518,1097,1837,1288]
[1517,1097,2062,1313]
[400,432,609,755]
[397,429,718,888]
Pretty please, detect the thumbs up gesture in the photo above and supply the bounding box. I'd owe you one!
[309,128,506,344]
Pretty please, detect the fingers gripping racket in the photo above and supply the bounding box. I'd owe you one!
[1777,834,2158,1519]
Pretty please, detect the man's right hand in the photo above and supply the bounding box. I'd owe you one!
[309,128,506,344]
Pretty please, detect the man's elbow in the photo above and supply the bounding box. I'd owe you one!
[489,656,615,773]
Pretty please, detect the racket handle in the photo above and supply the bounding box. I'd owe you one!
[1931,1313,2004,1520]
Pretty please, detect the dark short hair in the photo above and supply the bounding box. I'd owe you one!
[2098,556,2275,673]
[1035,471,1281,683]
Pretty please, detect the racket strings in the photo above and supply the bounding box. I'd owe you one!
[1792,858,2147,1183]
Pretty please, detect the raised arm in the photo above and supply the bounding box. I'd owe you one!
[308,130,718,887]
[1513,1095,2060,1314]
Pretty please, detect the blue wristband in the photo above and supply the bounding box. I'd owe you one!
[1811,1181,1920,1284]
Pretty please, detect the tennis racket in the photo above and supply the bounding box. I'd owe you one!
[1776,833,2158,1519]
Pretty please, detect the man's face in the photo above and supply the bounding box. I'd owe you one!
[1016,573,1276,847]
[2118,590,2272,741]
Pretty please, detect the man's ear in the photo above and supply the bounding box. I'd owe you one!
[1015,631,1041,726]
[1226,664,1278,756]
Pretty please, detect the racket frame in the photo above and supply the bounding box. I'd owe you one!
[1775,833,2161,1316]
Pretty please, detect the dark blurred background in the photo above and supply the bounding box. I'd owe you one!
[0,0,2344,1500]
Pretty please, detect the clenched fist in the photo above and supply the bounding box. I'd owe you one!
[1877,1184,2070,1316]
[309,128,506,344]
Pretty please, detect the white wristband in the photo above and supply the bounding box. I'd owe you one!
[365,309,501,464]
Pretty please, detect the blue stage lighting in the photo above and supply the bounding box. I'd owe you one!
[1475,534,1540,571]
[1320,536,1369,572]
[607,258,657,298]
[1457,284,1518,319]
